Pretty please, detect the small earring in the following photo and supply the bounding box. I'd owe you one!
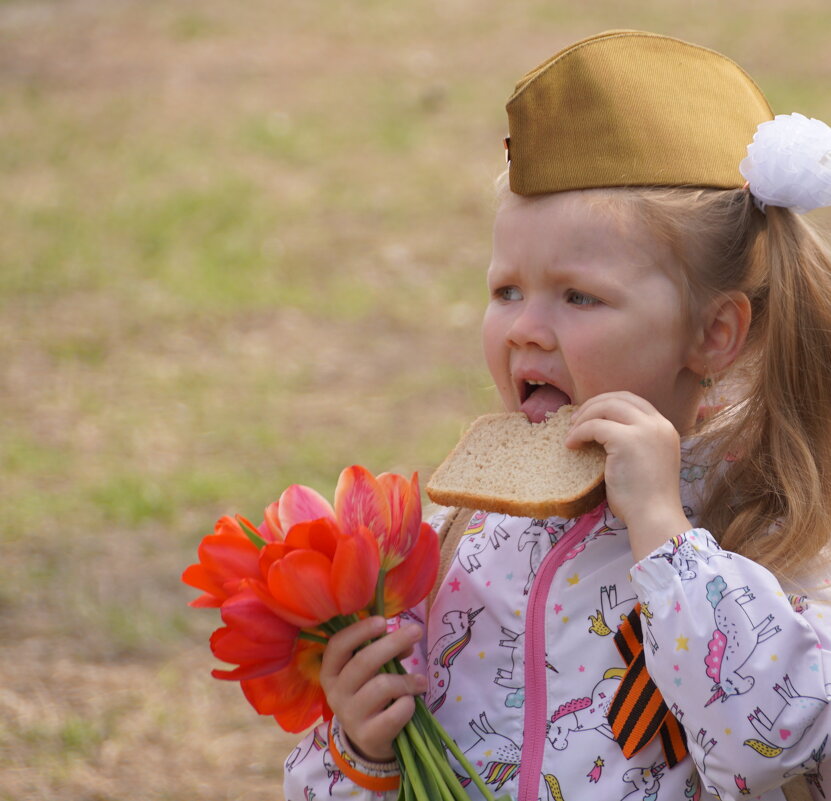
[700,376,713,389]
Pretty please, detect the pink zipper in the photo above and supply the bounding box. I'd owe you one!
[517,504,606,801]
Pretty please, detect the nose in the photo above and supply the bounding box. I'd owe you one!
[507,300,557,351]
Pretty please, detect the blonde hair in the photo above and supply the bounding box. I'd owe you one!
[603,187,831,580]
[496,176,831,579]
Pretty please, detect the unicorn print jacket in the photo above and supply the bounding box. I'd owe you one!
[283,449,831,801]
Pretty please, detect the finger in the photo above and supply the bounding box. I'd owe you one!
[356,694,417,751]
[565,416,625,450]
[324,623,423,697]
[342,693,419,762]
[570,392,657,429]
[320,616,387,682]
[351,669,428,720]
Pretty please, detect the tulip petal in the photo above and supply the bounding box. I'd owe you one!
[210,629,294,679]
[334,465,391,541]
[259,541,292,578]
[267,549,339,627]
[278,484,335,532]
[240,640,330,731]
[199,534,261,577]
[220,591,300,644]
[181,520,262,605]
[283,518,338,558]
[304,518,340,561]
[213,515,247,538]
[181,564,224,606]
[260,501,284,542]
[376,472,422,569]
[383,522,439,616]
[331,527,380,616]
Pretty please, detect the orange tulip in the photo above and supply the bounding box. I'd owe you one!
[335,465,423,570]
[239,639,331,732]
[383,521,440,616]
[181,516,262,607]
[209,590,300,680]
[263,518,380,628]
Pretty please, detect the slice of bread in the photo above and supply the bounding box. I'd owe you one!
[426,408,606,519]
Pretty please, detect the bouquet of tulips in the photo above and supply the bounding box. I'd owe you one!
[183,466,507,801]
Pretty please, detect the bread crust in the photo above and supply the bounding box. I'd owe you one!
[426,478,606,519]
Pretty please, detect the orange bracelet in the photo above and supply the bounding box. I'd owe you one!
[327,719,401,793]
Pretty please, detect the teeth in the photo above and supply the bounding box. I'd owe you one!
[526,380,548,386]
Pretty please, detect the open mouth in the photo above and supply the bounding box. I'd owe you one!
[520,381,571,423]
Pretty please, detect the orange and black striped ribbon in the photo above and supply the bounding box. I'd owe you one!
[607,603,689,767]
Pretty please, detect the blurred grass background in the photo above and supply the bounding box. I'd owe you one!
[2,1,830,798]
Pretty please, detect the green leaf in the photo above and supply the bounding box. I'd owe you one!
[236,515,267,548]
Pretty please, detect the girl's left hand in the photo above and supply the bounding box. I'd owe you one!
[565,391,692,562]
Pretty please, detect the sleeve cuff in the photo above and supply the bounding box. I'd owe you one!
[629,528,719,596]
[327,718,401,792]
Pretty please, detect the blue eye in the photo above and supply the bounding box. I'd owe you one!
[567,290,597,306]
[496,286,523,301]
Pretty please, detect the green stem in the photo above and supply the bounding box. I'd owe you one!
[374,569,387,618]
[413,696,500,801]
[394,726,431,801]
[380,662,463,801]
[386,652,500,801]
[400,720,457,801]
[297,630,328,645]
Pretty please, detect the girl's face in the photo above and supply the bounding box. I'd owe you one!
[482,190,703,432]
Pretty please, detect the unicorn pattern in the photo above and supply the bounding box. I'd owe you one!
[651,528,731,581]
[425,606,483,712]
[285,729,327,773]
[517,518,560,594]
[619,762,665,801]
[494,625,525,706]
[588,584,637,637]
[450,712,521,792]
[546,670,623,751]
[704,576,781,705]
[745,675,829,756]
[456,512,510,573]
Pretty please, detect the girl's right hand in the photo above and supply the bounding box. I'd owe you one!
[319,615,428,763]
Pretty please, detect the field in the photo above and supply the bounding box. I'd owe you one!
[2,1,831,798]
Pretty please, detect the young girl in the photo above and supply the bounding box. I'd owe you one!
[284,31,831,801]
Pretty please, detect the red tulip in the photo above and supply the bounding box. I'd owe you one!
[335,465,423,570]
[239,639,331,733]
[209,590,300,680]
[263,518,380,628]
[383,521,440,616]
[181,516,262,607]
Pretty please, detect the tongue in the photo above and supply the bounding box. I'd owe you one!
[521,385,570,423]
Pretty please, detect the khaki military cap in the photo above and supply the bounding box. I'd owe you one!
[505,30,774,195]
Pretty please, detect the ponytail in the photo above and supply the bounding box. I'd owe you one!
[699,207,831,580]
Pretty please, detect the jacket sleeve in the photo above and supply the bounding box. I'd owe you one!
[629,527,831,801]
[282,606,429,801]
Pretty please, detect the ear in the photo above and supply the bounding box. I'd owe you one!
[686,291,751,376]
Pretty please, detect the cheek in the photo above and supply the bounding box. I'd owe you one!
[481,309,503,365]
